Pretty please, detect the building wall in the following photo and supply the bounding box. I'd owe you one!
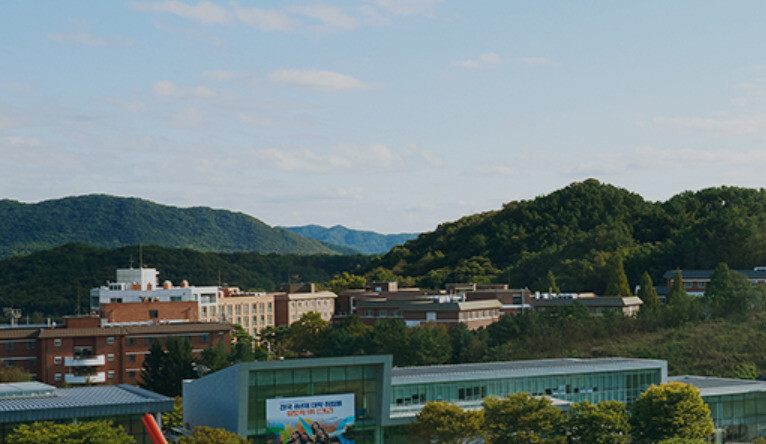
[100,301,199,323]
[274,292,337,326]
[210,294,275,338]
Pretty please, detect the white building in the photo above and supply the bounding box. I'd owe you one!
[90,268,219,314]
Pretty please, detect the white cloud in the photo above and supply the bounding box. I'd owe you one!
[289,4,358,31]
[452,53,502,69]
[468,165,516,176]
[368,0,444,16]
[201,70,245,81]
[231,4,296,32]
[48,33,136,47]
[170,107,205,127]
[2,136,44,148]
[269,69,375,92]
[653,114,766,135]
[254,143,396,172]
[130,1,235,25]
[518,57,561,66]
[153,81,218,99]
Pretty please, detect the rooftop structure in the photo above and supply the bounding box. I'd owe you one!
[663,267,766,296]
[0,382,172,442]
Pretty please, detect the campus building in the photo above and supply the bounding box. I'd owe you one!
[671,375,766,442]
[0,316,230,387]
[355,295,502,330]
[90,267,219,315]
[182,356,666,443]
[0,381,173,444]
[663,267,766,296]
[530,292,644,316]
[274,284,337,326]
[203,287,275,338]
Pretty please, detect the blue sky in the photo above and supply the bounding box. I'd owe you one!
[3,1,766,233]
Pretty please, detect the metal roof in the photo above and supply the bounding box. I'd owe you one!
[670,375,766,397]
[0,384,173,423]
[392,357,667,386]
[531,296,643,308]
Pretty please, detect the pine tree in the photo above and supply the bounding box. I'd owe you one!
[704,263,734,317]
[543,270,561,293]
[139,340,166,394]
[666,268,688,306]
[604,255,632,297]
[637,272,660,312]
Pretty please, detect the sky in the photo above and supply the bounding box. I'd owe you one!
[3,1,766,234]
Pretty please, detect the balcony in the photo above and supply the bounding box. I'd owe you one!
[65,372,106,384]
[64,355,106,367]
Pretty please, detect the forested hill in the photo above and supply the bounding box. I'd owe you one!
[369,179,766,292]
[282,225,419,255]
[0,195,352,258]
[0,243,370,317]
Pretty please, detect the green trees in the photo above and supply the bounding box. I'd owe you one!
[630,382,714,443]
[0,363,30,383]
[636,271,660,312]
[411,401,482,444]
[288,312,330,355]
[482,393,565,444]
[567,400,630,444]
[7,421,134,444]
[704,262,765,318]
[177,426,249,443]
[665,269,687,306]
[604,255,632,297]
[139,337,196,397]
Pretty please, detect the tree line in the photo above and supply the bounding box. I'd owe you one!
[411,382,713,444]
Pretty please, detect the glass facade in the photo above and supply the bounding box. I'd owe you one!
[391,369,662,417]
[247,363,384,443]
[704,392,766,442]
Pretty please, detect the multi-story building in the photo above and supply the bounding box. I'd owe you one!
[205,287,275,338]
[663,267,766,296]
[0,316,230,387]
[530,292,643,316]
[273,284,337,326]
[99,300,199,324]
[90,267,219,315]
[355,294,501,330]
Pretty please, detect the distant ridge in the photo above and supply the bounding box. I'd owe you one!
[0,195,353,258]
[283,224,419,255]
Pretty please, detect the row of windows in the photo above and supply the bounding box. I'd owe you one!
[290,300,333,310]
[202,303,273,318]
[459,309,500,320]
[51,337,116,347]
[2,341,35,351]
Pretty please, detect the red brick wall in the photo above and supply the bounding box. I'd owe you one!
[100,301,199,323]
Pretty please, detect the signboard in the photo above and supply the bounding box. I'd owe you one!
[266,393,355,443]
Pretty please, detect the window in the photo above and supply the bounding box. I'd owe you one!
[700,282,706,288]
[54,373,62,382]
[365,310,373,317]
[202,307,207,317]
[684,281,692,288]
[267,315,272,324]
[379,310,387,318]
[235,305,241,315]
[170,296,182,302]
[26,341,34,350]
[108,354,114,362]
[106,337,114,345]
[108,370,115,379]
[201,333,209,343]
[128,355,136,362]
[149,310,159,319]
[267,303,272,313]
[4,342,14,351]
[128,370,136,379]
[53,356,62,364]
[145,337,154,345]
[243,304,249,315]
[127,337,135,346]
[53,339,62,347]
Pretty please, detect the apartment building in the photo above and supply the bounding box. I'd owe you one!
[203,287,275,338]
[0,316,230,387]
[273,284,337,326]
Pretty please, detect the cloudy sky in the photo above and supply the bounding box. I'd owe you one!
[3,1,766,233]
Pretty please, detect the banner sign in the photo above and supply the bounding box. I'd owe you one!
[266,393,355,443]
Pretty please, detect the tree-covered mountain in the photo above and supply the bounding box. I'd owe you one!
[0,195,352,258]
[282,224,419,255]
[367,179,766,292]
[0,243,370,317]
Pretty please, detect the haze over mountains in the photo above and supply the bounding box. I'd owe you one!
[282,225,418,255]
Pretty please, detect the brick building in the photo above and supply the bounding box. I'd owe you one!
[663,267,766,296]
[273,284,337,326]
[99,300,199,324]
[0,316,230,387]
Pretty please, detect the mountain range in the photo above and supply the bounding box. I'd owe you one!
[282,225,418,255]
[0,195,355,259]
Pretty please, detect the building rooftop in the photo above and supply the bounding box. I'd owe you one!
[392,357,667,385]
[531,296,643,308]
[0,382,55,400]
[0,384,173,423]
[663,269,766,279]
[670,375,766,397]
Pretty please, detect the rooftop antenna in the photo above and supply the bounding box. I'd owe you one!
[129,255,134,269]
[139,244,144,269]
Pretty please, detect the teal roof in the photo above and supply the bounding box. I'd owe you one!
[0,384,173,423]
[392,358,667,385]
